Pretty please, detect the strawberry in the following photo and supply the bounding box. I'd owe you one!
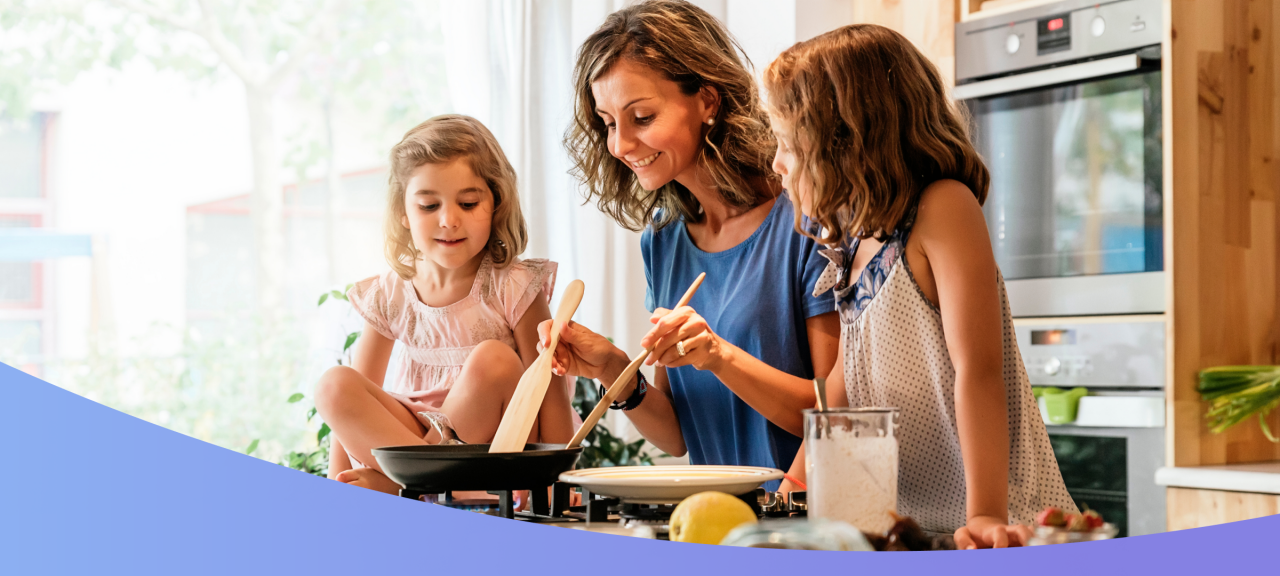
[1064,513,1090,532]
[1082,509,1104,530]
[1036,506,1066,527]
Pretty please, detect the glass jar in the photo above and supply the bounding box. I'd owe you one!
[804,407,900,534]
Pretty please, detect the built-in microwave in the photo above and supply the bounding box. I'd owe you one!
[955,0,1164,318]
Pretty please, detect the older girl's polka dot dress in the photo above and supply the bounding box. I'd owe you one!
[815,228,1076,534]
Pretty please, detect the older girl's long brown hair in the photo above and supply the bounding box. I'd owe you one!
[764,24,989,245]
[565,0,776,232]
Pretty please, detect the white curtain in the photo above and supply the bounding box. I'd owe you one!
[440,1,653,366]
[439,0,658,447]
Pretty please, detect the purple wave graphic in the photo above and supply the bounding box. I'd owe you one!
[1,361,1275,575]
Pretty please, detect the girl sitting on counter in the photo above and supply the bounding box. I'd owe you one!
[314,115,573,496]
[761,25,1077,548]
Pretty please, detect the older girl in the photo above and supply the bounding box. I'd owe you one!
[762,25,1076,547]
[315,115,573,494]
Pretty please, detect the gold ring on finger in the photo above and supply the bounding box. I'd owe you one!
[676,340,687,357]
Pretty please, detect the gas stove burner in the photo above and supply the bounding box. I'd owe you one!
[437,501,504,516]
[618,503,677,522]
[397,482,798,531]
[618,504,675,538]
[399,482,586,522]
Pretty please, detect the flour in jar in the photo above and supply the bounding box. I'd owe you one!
[806,434,898,534]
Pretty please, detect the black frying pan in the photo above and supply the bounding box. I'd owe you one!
[371,443,582,493]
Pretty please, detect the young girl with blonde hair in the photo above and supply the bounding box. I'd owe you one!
[315,114,573,495]
[763,25,1076,548]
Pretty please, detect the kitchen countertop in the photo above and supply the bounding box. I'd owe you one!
[1154,461,1280,495]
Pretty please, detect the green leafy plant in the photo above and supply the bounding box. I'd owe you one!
[245,285,360,476]
[572,376,661,468]
[274,391,333,477]
[1198,366,1280,442]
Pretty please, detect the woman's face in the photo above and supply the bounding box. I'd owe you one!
[401,158,494,273]
[768,111,814,217]
[591,59,717,192]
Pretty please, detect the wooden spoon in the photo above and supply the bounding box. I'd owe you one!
[564,272,706,450]
[489,279,585,453]
[814,377,828,412]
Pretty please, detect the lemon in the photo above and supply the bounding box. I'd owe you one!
[669,491,758,545]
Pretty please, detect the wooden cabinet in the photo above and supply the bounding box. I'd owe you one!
[1167,0,1280,470]
[1167,487,1280,530]
[1167,0,1280,466]
[1163,0,1280,530]
[848,0,959,86]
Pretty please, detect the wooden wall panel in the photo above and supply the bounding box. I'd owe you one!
[1168,0,1280,468]
[1167,487,1280,531]
[850,0,958,87]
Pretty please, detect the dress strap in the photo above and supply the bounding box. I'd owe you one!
[813,236,860,297]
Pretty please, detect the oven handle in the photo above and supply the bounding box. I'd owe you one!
[953,53,1141,100]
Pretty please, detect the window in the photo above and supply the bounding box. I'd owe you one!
[0,214,44,310]
[0,114,52,377]
[0,114,45,199]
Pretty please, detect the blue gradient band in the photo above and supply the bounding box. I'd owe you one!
[1,362,1274,575]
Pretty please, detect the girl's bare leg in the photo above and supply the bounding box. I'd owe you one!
[316,341,529,499]
[314,366,427,473]
[439,339,530,444]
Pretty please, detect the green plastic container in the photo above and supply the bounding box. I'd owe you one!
[1033,386,1089,424]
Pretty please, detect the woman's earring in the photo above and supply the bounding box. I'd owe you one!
[705,117,715,126]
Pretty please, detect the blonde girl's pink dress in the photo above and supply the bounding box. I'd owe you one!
[344,256,572,453]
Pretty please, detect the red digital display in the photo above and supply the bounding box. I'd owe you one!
[1047,18,1064,31]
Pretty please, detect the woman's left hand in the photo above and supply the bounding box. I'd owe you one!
[953,515,1034,549]
[640,305,728,371]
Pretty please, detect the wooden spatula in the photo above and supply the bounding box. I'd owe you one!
[564,272,705,450]
[489,279,585,453]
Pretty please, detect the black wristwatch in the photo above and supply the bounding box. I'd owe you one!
[599,370,648,411]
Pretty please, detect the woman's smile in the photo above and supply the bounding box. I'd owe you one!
[631,151,661,168]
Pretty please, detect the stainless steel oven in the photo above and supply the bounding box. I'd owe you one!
[955,0,1164,318]
[1014,317,1166,537]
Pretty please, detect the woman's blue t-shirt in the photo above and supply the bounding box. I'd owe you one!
[641,194,834,488]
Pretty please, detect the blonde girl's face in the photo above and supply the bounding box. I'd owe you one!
[591,59,718,192]
[401,158,494,273]
[767,111,814,217]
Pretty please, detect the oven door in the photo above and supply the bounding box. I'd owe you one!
[1046,425,1166,537]
[962,61,1163,317]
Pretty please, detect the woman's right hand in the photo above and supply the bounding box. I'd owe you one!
[537,320,624,381]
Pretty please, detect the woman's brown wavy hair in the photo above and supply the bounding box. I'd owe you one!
[385,115,527,279]
[763,24,989,245]
[565,0,776,232]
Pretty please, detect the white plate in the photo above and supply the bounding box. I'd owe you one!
[559,465,784,504]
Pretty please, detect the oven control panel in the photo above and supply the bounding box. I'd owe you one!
[1014,318,1164,388]
[956,0,1162,83]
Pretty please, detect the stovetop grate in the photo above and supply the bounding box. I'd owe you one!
[399,482,788,534]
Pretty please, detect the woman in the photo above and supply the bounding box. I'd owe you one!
[539,0,838,487]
